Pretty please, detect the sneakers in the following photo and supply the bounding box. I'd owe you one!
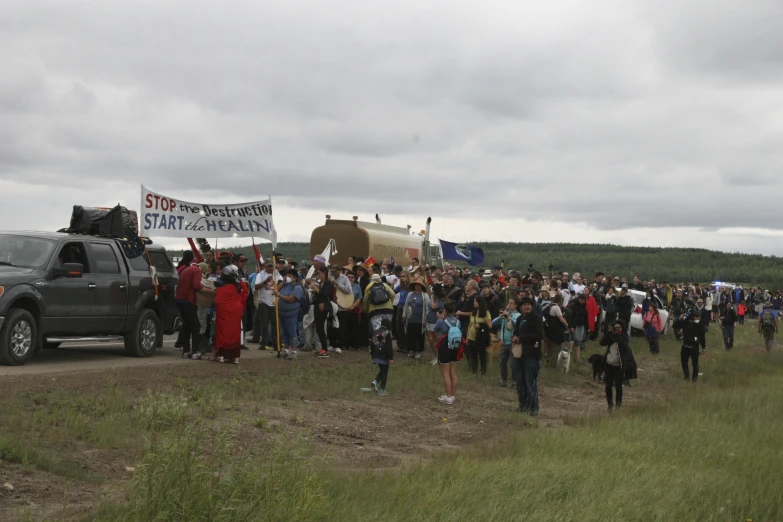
[499,380,507,388]
[438,396,455,405]
[377,389,388,396]
[430,359,439,366]
[182,352,192,359]
[335,348,342,354]
[191,352,202,360]
[233,358,239,364]
[317,350,329,358]
[372,380,379,393]
[283,348,290,357]
[438,395,448,403]
[414,353,422,360]
[217,356,225,363]
[327,346,336,352]
[288,351,298,361]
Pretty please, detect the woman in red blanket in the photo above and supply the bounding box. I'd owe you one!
[213,264,248,364]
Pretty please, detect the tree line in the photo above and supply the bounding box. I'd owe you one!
[175,241,783,289]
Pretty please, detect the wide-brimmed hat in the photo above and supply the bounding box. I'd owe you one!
[343,263,355,272]
[409,277,429,292]
[355,263,369,274]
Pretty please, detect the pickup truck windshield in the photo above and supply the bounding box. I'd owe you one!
[0,235,56,269]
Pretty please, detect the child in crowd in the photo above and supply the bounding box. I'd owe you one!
[737,302,747,325]
[368,317,394,395]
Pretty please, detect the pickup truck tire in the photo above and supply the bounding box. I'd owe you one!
[124,309,160,357]
[0,309,37,366]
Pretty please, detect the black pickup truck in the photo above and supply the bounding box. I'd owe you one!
[0,231,179,365]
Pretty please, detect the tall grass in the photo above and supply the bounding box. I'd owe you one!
[321,348,783,522]
[93,428,326,522]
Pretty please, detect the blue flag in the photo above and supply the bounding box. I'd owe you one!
[439,239,484,266]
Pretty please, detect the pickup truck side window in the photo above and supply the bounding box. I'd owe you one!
[149,251,173,272]
[128,255,149,272]
[57,242,91,273]
[91,243,120,274]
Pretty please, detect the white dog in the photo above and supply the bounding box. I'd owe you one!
[557,348,571,374]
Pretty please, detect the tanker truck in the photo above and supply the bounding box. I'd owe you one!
[309,215,440,268]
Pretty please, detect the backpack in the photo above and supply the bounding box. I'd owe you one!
[540,303,552,330]
[475,319,491,346]
[762,309,774,327]
[299,289,310,319]
[369,282,391,306]
[446,317,462,350]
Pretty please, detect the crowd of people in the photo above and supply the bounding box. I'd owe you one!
[173,251,781,415]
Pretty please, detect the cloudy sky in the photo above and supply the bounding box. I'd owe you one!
[2,0,783,256]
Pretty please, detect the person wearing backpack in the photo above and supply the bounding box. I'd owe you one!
[758,303,778,351]
[433,301,462,405]
[362,273,395,342]
[467,295,493,375]
[368,317,394,396]
[543,293,570,366]
[512,296,544,416]
[273,269,306,360]
[492,297,521,387]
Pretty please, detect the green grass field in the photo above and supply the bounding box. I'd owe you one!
[3,323,781,521]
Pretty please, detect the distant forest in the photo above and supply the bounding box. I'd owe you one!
[173,242,783,288]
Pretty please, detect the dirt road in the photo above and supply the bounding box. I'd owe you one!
[0,336,275,376]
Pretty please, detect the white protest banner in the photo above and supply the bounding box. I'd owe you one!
[140,185,277,247]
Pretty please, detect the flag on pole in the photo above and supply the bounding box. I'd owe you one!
[438,239,484,266]
[307,239,338,280]
[389,256,396,268]
[252,238,264,267]
[364,256,376,267]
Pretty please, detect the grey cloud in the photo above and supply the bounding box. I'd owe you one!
[2,0,783,255]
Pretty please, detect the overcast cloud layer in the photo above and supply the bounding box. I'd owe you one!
[2,0,783,256]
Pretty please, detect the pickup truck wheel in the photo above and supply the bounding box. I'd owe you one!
[124,309,160,357]
[0,309,37,366]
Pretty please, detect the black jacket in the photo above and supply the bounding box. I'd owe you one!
[673,318,706,349]
[721,309,737,327]
[599,331,637,376]
[569,300,587,327]
[617,294,635,320]
[513,312,544,360]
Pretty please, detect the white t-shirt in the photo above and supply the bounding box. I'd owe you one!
[385,273,399,289]
[255,269,282,307]
[550,304,563,319]
[569,282,586,295]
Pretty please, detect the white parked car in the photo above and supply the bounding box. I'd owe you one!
[601,289,669,335]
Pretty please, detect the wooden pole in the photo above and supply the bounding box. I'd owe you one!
[275,252,282,358]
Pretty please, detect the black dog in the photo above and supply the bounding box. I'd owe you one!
[588,354,604,382]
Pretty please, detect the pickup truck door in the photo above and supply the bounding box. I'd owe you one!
[40,241,96,335]
[87,241,128,334]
